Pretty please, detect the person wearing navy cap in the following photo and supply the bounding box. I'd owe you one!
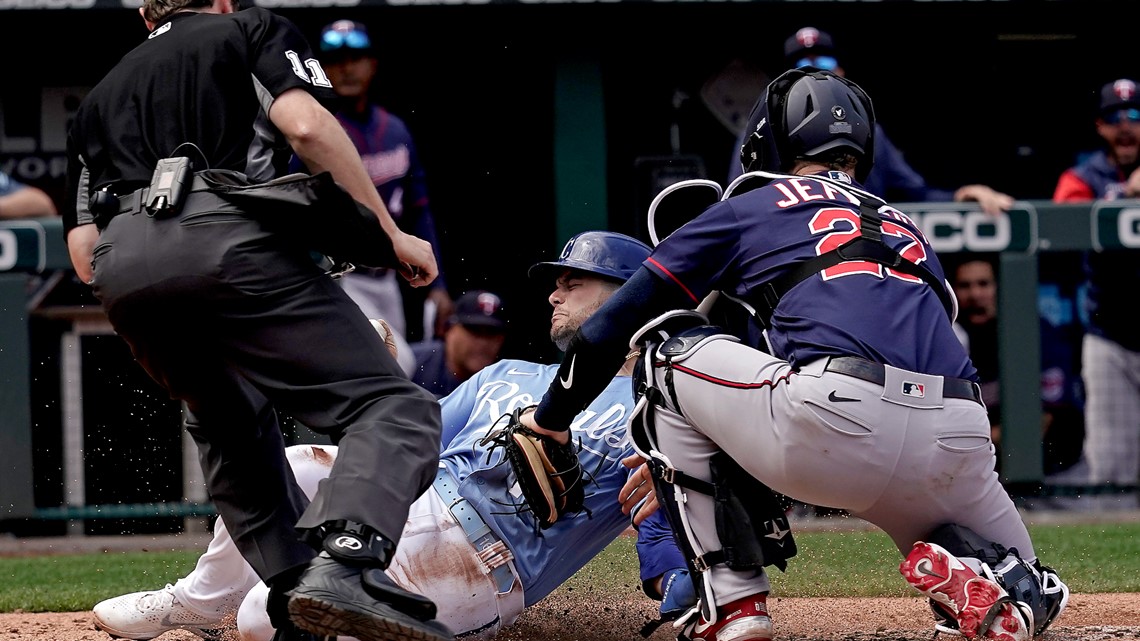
[410,289,509,398]
[729,26,1015,216]
[317,19,455,346]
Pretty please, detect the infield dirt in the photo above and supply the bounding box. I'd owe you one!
[2,592,1139,641]
[3,512,1139,641]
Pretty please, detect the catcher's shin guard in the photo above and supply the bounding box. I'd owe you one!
[628,346,716,625]
[926,524,1070,637]
[642,446,717,626]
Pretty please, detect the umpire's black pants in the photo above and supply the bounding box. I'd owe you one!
[89,194,443,584]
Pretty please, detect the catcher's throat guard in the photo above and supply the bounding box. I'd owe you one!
[629,312,796,625]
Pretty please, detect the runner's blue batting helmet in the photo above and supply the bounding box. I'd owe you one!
[529,231,652,284]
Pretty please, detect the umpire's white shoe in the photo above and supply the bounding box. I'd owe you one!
[93,584,224,640]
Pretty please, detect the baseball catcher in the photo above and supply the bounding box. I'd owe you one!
[479,405,589,531]
[517,68,1070,641]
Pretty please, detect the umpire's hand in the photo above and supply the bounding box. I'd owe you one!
[391,230,438,287]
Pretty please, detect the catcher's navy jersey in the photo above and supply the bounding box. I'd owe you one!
[437,359,636,605]
[647,172,975,379]
[65,8,335,233]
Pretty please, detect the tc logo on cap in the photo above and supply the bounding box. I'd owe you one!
[475,292,501,316]
[1113,79,1137,102]
[796,27,823,48]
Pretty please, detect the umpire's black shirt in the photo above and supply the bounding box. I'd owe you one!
[65,7,336,234]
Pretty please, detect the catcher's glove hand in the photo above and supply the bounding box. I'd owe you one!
[479,406,587,530]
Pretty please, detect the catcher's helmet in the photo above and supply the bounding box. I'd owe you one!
[529,231,652,284]
[739,68,875,181]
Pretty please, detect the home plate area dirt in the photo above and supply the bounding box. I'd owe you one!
[2,592,1139,641]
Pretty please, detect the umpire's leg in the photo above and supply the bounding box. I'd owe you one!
[218,269,442,549]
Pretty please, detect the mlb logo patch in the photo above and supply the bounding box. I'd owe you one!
[901,381,925,398]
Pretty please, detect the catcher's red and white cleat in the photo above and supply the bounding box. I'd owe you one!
[680,592,772,641]
[900,542,1029,641]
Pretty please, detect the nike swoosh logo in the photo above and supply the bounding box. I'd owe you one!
[915,558,946,579]
[158,614,220,634]
[560,354,576,389]
[507,368,538,376]
[828,390,860,403]
[692,618,714,634]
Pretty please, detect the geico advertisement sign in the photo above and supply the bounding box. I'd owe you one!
[907,207,1034,253]
[1093,205,1140,250]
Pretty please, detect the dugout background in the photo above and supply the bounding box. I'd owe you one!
[0,0,1129,533]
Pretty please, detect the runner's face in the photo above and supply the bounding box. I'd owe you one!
[548,271,617,352]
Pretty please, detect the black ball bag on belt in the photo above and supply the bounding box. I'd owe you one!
[196,169,398,270]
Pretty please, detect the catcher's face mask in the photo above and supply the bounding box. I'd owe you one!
[740,68,876,182]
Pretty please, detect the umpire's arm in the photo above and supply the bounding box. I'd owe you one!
[269,88,438,287]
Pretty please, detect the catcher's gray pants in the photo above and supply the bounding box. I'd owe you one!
[647,337,1033,606]
[89,195,442,584]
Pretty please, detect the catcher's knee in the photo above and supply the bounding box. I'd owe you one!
[926,524,1069,636]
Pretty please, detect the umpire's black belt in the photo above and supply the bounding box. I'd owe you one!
[432,466,516,593]
[100,177,235,226]
[112,176,209,215]
[824,356,983,405]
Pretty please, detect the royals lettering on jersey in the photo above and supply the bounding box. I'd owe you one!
[645,172,975,380]
[437,359,637,606]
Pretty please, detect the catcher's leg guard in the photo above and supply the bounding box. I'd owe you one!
[628,312,794,633]
[925,524,1069,638]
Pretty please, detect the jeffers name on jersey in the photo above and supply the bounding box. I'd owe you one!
[646,172,975,380]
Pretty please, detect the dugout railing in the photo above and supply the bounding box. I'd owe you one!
[2,202,1137,525]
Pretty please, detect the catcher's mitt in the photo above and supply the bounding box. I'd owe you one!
[479,406,587,530]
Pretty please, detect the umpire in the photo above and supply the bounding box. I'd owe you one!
[63,1,452,640]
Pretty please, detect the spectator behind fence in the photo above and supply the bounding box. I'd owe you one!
[0,170,57,219]
[949,256,1085,483]
[316,19,454,343]
[728,26,1014,215]
[410,289,508,398]
[1053,78,1140,508]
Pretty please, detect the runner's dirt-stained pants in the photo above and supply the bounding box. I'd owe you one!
[88,191,442,584]
[645,335,1034,607]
